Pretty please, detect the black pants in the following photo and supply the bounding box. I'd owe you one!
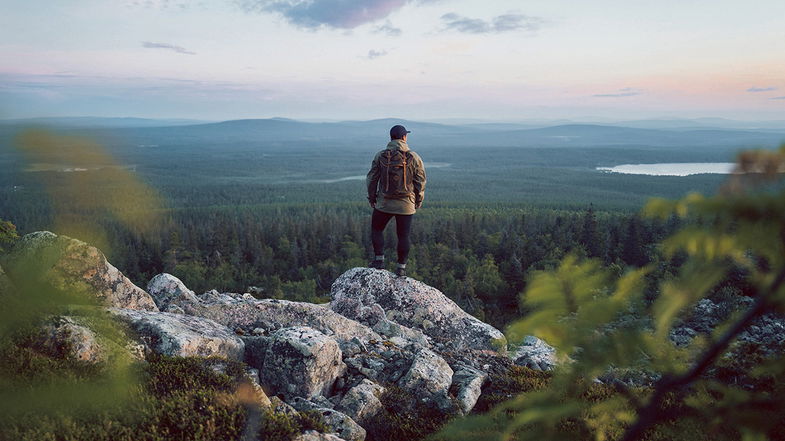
[371,209,413,264]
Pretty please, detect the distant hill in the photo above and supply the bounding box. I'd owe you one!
[0,116,211,128]
[1,117,783,150]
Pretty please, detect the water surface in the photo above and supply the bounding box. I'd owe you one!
[597,163,736,176]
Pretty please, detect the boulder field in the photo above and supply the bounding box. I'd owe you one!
[0,231,554,441]
[4,231,783,439]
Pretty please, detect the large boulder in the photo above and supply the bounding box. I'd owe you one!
[259,327,346,400]
[0,232,157,311]
[450,365,487,415]
[397,347,454,409]
[290,400,366,441]
[36,315,105,363]
[336,379,385,425]
[165,290,382,345]
[331,268,506,353]
[313,408,365,441]
[146,273,198,311]
[510,335,557,371]
[109,308,244,360]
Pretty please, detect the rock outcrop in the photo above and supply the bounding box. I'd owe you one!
[331,268,506,353]
[450,365,487,415]
[6,234,542,440]
[0,232,157,311]
[37,315,105,363]
[109,308,244,360]
[510,335,557,371]
[335,379,385,425]
[162,290,382,345]
[671,297,785,355]
[397,347,454,410]
[258,327,346,400]
[146,273,198,311]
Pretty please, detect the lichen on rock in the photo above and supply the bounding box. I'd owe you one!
[330,268,507,354]
[109,308,244,360]
[260,326,346,400]
[1,231,157,311]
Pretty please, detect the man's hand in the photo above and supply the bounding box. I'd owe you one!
[369,200,376,208]
[415,201,422,209]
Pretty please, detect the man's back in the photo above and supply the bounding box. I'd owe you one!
[366,138,426,215]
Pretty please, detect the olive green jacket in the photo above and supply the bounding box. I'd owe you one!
[366,139,426,215]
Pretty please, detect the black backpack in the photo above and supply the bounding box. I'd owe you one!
[379,149,414,199]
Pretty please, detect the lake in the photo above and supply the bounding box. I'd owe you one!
[597,163,736,176]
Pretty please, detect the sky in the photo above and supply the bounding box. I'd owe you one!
[1,0,784,121]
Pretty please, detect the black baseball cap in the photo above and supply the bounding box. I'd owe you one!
[390,125,411,139]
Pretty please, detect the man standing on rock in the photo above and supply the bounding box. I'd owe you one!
[366,124,426,277]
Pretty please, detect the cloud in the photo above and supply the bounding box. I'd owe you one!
[747,86,777,93]
[593,88,642,98]
[375,21,402,36]
[237,0,415,29]
[126,0,193,10]
[142,41,196,55]
[440,12,545,34]
[771,96,785,100]
[366,49,388,59]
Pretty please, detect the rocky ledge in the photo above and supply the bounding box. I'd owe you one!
[4,231,784,439]
[3,231,558,441]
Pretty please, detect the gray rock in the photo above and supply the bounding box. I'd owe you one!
[672,297,785,355]
[293,431,347,441]
[312,408,366,441]
[737,314,785,355]
[146,273,198,310]
[1,232,157,311]
[38,315,104,363]
[165,291,382,345]
[397,347,453,408]
[331,268,506,353]
[336,379,385,425]
[511,335,557,371]
[270,396,299,417]
[243,335,273,370]
[108,308,244,360]
[669,326,698,347]
[290,396,335,411]
[260,327,346,400]
[450,365,487,415]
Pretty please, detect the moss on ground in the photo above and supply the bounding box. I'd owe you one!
[258,409,329,441]
[0,331,247,441]
[363,385,451,441]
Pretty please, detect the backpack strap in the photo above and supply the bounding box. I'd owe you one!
[384,150,391,192]
[402,151,408,192]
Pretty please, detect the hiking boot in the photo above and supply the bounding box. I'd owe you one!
[369,260,385,270]
[395,267,406,277]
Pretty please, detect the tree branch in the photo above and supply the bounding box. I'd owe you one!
[620,268,785,441]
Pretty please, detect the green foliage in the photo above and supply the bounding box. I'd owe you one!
[143,354,244,397]
[364,385,451,441]
[0,218,18,253]
[0,352,248,441]
[438,145,785,440]
[258,409,329,441]
[473,366,552,412]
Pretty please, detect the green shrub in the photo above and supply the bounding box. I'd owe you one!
[258,409,329,441]
[364,385,451,441]
[473,366,552,412]
[0,344,248,441]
